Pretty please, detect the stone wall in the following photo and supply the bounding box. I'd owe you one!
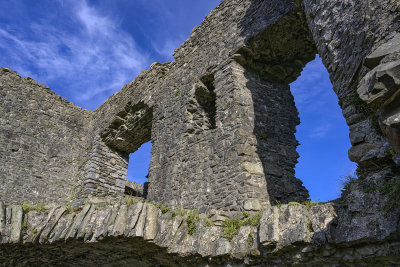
[1,0,400,265]
[125,181,144,197]
[0,198,399,266]
[0,0,399,239]
[303,0,400,169]
[85,0,314,212]
[0,68,91,205]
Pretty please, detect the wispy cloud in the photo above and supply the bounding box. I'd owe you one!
[76,2,115,36]
[307,124,332,138]
[290,56,333,112]
[0,0,149,109]
[152,38,183,61]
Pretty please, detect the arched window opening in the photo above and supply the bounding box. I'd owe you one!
[100,102,153,198]
[126,141,152,197]
[290,55,357,202]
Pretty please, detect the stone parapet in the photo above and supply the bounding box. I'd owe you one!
[0,194,399,266]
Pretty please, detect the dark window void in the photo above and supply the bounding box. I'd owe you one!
[290,56,356,202]
[100,101,153,198]
[125,141,152,197]
[195,73,217,129]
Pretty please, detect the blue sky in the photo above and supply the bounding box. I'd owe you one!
[0,0,355,201]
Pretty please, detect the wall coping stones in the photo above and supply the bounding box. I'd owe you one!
[0,199,399,265]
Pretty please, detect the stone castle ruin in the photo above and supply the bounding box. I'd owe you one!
[1,0,400,265]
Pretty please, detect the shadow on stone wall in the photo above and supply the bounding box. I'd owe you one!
[237,2,317,204]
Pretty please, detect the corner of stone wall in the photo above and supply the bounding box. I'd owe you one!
[79,132,127,202]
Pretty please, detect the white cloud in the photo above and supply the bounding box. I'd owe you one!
[0,0,150,108]
[308,124,332,138]
[290,56,333,112]
[76,2,115,36]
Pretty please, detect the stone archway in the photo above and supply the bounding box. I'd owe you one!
[234,7,317,204]
[82,101,153,199]
[234,0,400,205]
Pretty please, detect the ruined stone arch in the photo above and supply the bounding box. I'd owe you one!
[1,0,400,264]
[75,0,399,212]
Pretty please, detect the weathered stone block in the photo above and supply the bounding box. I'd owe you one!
[1,0,400,264]
[357,60,400,110]
[10,205,22,243]
[364,33,400,69]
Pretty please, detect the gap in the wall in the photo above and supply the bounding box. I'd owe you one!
[127,141,152,185]
[290,55,357,202]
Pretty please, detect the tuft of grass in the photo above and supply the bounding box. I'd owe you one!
[151,201,170,214]
[36,202,46,212]
[248,232,254,246]
[257,132,267,141]
[187,210,200,235]
[21,221,31,232]
[174,207,186,217]
[65,204,72,214]
[126,196,137,206]
[32,228,38,235]
[159,205,170,214]
[95,203,108,210]
[120,196,139,206]
[355,164,369,178]
[22,201,46,212]
[247,212,262,226]
[222,217,242,240]
[378,176,400,212]
[205,217,214,227]
[303,200,320,211]
[340,173,358,193]
[340,166,400,212]
[222,212,262,240]
[288,201,300,206]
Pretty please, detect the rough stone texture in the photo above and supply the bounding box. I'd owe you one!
[0,200,399,266]
[1,0,400,265]
[2,0,398,211]
[303,0,400,169]
[125,181,144,197]
[81,0,320,210]
[0,68,91,205]
[357,33,400,155]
